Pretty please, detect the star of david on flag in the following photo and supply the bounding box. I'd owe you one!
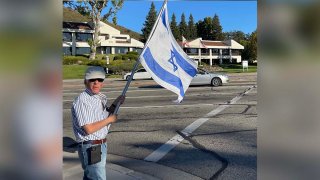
[140,1,198,103]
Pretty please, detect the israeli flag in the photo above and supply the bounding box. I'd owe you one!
[140,2,198,103]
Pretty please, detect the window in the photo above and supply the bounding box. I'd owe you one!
[114,47,128,54]
[76,33,93,42]
[132,48,142,54]
[185,48,198,55]
[201,48,209,55]
[222,49,230,55]
[76,47,91,55]
[112,36,127,40]
[63,47,72,55]
[63,32,72,42]
[212,49,219,55]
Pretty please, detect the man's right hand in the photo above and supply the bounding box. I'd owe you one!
[108,114,118,124]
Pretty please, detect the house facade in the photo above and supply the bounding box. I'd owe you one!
[62,21,144,56]
[181,38,244,65]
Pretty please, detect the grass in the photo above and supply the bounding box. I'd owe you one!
[220,64,257,73]
[63,65,87,79]
[63,65,123,79]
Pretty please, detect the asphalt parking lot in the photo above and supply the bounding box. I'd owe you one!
[63,72,257,179]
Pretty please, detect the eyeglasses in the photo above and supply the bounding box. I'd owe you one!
[88,78,104,83]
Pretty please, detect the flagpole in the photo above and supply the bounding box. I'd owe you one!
[113,0,168,115]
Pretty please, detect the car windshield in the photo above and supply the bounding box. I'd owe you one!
[197,69,208,75]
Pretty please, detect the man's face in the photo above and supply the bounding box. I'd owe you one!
[85,78,104,94]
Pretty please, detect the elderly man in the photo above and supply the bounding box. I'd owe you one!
[72,66,125,180]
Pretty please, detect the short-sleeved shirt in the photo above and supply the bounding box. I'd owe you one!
[72,89,109,142]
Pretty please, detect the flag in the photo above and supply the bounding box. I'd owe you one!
[140,1,198,103]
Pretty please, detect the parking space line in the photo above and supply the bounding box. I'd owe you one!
[144,86,255,162]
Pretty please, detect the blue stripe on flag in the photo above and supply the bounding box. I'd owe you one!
[161,8,168,30]
[171,44,197,77]
[143,47,184,98]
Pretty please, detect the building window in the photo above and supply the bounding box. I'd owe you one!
[222,49,230,55]
[76,33,93,42]
[76,47,91,55]
[212,49,219,55]
[104,47,111,54]
[112,36,127,40]
[185,48,198,55]
[132,48,142,54]
[114,47,128,54]
[201,48,209,55]
[63,32,72,42]
[63,47,72,55]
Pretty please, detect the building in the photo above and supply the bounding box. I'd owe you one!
[62,7,144,56]
[63,21,93,56]
[181,38,244,65]
[97,21,144,55]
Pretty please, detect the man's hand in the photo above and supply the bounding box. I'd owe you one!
[108,114,117,123]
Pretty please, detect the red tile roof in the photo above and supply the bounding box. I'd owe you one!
[201,41,226,46]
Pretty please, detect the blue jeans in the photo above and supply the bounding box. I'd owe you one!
[78,143,107,180]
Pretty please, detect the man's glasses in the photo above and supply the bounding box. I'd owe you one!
[88,78,104,83]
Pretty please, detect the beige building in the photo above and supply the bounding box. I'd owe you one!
[63,18,144,56]
[181,38,244,65]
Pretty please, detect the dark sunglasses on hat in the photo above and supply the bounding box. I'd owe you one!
[88,78,104,82]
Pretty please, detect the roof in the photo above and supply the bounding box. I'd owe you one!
[63,22,93,30]
[201,41,226,47]
[63,7,90,22]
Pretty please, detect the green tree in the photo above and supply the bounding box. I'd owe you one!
[224,30,248,42]
[179,13,187,41]
[170,13,180,41]
[241,30,257,62]
[187,14,197,40]
[196,17,213,40]
[82,0,124,60]
[141,2,157,43]
[212,14,224,40]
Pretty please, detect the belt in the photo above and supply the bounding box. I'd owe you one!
[83,138,107,145]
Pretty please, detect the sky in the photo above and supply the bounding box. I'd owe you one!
[106,1,257,35]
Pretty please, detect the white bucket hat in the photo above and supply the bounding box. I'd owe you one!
[85,66,106,80]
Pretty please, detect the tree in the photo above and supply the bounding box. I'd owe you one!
[196,17,213,40]
[83,0,124,60]
[179,13,187,41]
[212,14,224,40]
[170,13,180,41]
[187,14,197,40]
[224,30,247,42]
[141,2,157,43]
[241,30,257,62]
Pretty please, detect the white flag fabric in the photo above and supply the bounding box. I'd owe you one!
[140,2,198,103]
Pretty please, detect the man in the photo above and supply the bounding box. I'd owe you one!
[72,66,125,180]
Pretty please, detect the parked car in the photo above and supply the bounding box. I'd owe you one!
[123,68,152,80]
[191,68,228,86]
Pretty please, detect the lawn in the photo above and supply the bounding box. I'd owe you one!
[63,65,122,79]
[63,65,87,79]
[220,64,257,73]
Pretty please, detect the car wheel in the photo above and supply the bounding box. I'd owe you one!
[211,77,222,87]
[126,75,132,81]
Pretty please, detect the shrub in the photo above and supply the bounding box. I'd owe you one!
[86,60,107,67]
[113,54,123,60]
[63,56,89,65]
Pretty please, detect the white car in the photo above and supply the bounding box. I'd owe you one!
[191,68,229,86]
[123,68,152,80]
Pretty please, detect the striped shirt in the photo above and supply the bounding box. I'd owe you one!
[72,89,109,142]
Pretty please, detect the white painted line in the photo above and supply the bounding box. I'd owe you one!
[144,86,255,162]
